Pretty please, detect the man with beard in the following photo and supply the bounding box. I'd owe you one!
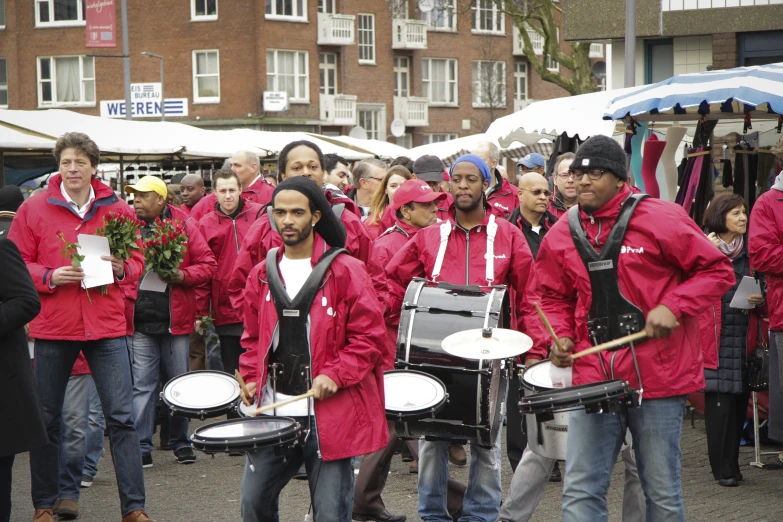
[549,153,577,219]
[178,174,206,216]
[238,177,387,522]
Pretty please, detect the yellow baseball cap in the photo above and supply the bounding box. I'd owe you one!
[124,175,167,198]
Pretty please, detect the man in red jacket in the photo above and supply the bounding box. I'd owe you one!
[178,174,206,216]
[548,152,577,219]
[238,177,387,522]
[538,135,734,521]
[386,154,540,522]
[472,141,519,218]
[189,151,274,221]
[125,176,217,469]
[9,132,155,522]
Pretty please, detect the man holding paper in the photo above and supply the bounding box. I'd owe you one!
[125,176,217,469]
[9,132,156,522]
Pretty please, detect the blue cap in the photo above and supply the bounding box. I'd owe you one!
[449,154,492,182]
[517,153,546,168]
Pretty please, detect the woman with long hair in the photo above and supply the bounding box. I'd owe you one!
[364,165,412,240]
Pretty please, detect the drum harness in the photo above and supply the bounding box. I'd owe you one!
[568,194,648,405]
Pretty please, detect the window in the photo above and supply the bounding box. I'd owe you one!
[265,0,307,20]
[192,50,220,103]
[472,60,506,108]
[472,0,504,34]
[1,0,5,28]
[37,56,94,107]
[317,0,334,13]
[36,0,85,26]
[546,28,560,72]
[424,133,458,144]
[422,0,456,31]
[396,133,412,149]
[394,56,410,97]
[392,0,408,19]
[191,0,217,20]
[513,62,527,101]
[357,104,386,141]
[525,23,544,55]
[358,14,375,64]
[0,58,7,108]
[422,58,458,106]
[267,49,309,102]
[319,53,337,95]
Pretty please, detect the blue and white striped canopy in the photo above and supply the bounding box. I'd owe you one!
[603,62,783,121]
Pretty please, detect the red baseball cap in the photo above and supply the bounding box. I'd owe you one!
[393,179,447,211]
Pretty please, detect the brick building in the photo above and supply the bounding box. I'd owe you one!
[0,0,599,148]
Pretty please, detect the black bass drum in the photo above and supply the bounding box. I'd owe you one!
[396,278,511,447]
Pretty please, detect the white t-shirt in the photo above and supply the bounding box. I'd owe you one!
[530,225,542,235]
[261,255,315,417]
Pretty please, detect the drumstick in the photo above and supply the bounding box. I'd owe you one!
[534,302,565,353]
[234,370,250,398]
[248,390,316,416]
[571,331,649,360]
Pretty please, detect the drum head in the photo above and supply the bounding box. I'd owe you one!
[522,360,555,390]
[194,417,296,441]
[163,371,240,411]
[384,370,447,415]
[238,401,259,418]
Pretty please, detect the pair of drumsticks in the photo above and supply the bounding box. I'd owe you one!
[235,370,315,416]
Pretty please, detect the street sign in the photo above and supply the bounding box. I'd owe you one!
[100,98,188,118]
[263,91,288,111]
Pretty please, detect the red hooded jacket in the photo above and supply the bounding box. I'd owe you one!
[239,234,388,461]
[197,200,264,326]
[189,176,274,221]
[9,175,143,341]
[534,185,735,399]
[749,186,783,330]
[486,172,519,218]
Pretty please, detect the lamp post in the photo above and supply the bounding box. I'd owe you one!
[141,52,165,120]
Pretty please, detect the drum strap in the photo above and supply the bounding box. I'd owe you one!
[431,214,497,284]
[430,222,451,282]
[265,246,347,395]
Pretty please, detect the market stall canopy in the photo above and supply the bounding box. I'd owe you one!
[307,134,410,160]
[407,133,552,166]
[0,124,56,151]
[223,129,373,161]
[603,62,783,122]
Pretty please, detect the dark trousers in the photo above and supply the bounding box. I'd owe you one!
[506,381,527,472]
[219,335,244,419]
[0,454,13,522]
[704,391,750,480]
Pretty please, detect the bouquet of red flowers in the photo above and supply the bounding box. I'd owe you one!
[144,217,188,279]
[95,211,144,261]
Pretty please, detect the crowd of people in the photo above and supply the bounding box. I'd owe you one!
[0,129,782,522]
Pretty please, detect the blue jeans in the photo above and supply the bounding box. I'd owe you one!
[84,377,106,478]
[127,332,191,455]
[240,417,354,522]
[418,436,502,522]
[31,339,145,516]
[205,323,223,371]
[562,396,687,522]
[58,375,90,501]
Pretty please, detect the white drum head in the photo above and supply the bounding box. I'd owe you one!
[196,418,294,440]
[163,372,240,410]
[238,400,259,417]
[523,360,555,389]
[384,372,446,413]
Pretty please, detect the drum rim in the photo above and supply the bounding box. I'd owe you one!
[162,370,241,412]
[191,416,300,445]
[521,359,561,393]
[384,369,448,414]
[519,379,635,414]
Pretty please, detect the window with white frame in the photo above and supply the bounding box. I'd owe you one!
[472,0,504,34]
[0,58,7,108]
[513,62,527,101]
[317,0,335,13]
[472,60,506,108]
[422,58,457,106]
[191,0,217,20]
[547,28,560,72]
[421,0,456,31]
[192,50,220,103]
[358,104,386,141]
[267,49,309,102]
[424,133,458,144]
[319,53,337,95]
[37,56,94,107]
[396,133,412,149]
[36,0,85,26]
[358,14,375,64]
[394,56,410,97]
[265,0,307,20]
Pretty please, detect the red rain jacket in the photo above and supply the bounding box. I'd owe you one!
[239,234,388,461]
[487,172,519,218]
[189,176,274,221]
[534,185,735,399]
[9,175,143,341]
[749,186,783,330]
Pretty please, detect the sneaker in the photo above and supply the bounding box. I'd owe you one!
[80,475,94,488]
[175,446,197,464]
[53,499,79,520]
[142,454,153,468]
[549,461,562,482]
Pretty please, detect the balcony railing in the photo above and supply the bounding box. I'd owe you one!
[317,13,355,45]
[513,24,543,56]
[320,94,357,125]
[393,96,429,127]
[391,19,428,50]
[589,43,604,58]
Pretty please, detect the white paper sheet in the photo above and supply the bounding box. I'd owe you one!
[729,276,761,309]
[139,271,168,292]
[77,234,114,289]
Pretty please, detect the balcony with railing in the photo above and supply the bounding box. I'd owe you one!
[513,24,544,56]
[317,13,355,45]
[589,43,604,58]
[393,96,429,127]
[391,19,428,50]
[320,94,357,125]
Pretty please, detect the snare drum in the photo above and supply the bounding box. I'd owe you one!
[162,371,240,420]
[384,370,448,423]
[191,417,302,454]
[396,279,510,447]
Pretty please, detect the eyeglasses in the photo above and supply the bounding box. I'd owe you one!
[519,188,552,198]
[367,177,384,183]
[570,169,607,181]
[556,171,576,180]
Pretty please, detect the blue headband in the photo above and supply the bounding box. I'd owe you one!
[449,154,492,182]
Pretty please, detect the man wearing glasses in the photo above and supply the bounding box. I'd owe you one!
[549,152,578,218]
[347,159,386,217]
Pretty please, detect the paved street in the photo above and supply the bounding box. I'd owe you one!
[9,412,783,521]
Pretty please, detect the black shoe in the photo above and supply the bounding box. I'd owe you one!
[175,446,197,464]
[142,454,153,468]
[549,461,562,482]
[352,509,407,522]
[293,464,307,480]
[736,472,744,481]
[718,477,739,487]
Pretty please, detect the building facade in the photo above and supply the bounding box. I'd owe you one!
[0,0,600,147]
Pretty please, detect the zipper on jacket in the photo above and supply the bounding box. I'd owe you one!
[593,218,603,248]
[232,219,241,252]
[712,305,719,360]
[464,228,471,285]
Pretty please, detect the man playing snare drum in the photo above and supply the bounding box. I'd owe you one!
[238,176,388,522]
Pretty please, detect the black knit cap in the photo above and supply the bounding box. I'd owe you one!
[272,177,347,249]
[0,185,24,212]
[573,135,628,180]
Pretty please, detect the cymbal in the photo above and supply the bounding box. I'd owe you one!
[442,328,533,360]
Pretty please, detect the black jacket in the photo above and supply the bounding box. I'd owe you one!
[507,207,557,260]
[134,207,172,335]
